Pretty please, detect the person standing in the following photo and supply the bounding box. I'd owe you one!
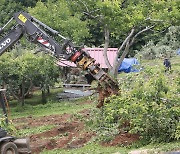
[163,58,171,72]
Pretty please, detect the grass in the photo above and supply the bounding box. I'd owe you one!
[9,88,95,119]
[16,124,55,137]
[10,98,93,119]
[41,141,180,154]
[41,142,129,154]
[10,88,63,107]
[142,141,180,153]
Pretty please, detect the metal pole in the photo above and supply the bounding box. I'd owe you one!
[0,17,14,34]
[31,16,66,39]
[2,17,14,29]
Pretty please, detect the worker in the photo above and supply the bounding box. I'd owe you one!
[163,58,171,72]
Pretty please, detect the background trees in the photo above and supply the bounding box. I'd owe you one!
[67,0,180,77]
[28,0,90,45]
[0,0,23,26]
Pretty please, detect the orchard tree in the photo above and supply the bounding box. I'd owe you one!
[68,0,180,77]
[0,51,40,106]
[0,52,24,104]
[32,53,59,104]
[16,52,42,105]
[0,51,59,106]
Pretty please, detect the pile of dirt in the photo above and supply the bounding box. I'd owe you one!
[13,107,139,153]
[102,133,139,147]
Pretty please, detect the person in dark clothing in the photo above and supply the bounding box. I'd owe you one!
[163,58,171,72]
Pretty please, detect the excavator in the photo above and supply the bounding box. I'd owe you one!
[0,11,119,153]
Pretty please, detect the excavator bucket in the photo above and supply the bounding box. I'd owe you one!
[14,138,31,153]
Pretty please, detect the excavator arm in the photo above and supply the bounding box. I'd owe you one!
[0,25,23,55]
[0,11,119,107]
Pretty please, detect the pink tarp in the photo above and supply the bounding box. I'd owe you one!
[58,48,118,68]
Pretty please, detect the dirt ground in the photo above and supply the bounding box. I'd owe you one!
[13,102,139,154]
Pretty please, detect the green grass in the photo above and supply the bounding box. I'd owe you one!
[10,97,94,119]
[16,124,55,137]
[8,87,95,119]
[41,140,180,154]
[10,88,63,107]
[141,141,180,153]
[41,142,129,154]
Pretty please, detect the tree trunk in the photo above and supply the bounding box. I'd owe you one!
[103,25,113,71]
[47,86,50,95]
[20,79,25,106]
[42,89,47,104]
[111,28,135,78]
[102,25,154,78]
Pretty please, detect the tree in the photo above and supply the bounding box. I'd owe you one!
[68,0,180,77]
[0,50,59,106]
[160,26,180,50]
[32,53,59,104]
[0,0,24,26]
[0,52,23,104]
[28,0,90,45]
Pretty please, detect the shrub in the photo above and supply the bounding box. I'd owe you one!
[88,66,179,143]
[0,115,16,135]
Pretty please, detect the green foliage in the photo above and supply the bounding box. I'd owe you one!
[139,26,180,59]
[31,53,59,89]
[87,59,180,143]
[139,41,175,59]
[68,0,180,48]
[0,115,16,135]
[14,0,47,7]
[85,108,119,142]
[0,0,24,26]
[28,0,89,44]
[16,124,55,137]
[0,50,59,105]
[160,26,180,50]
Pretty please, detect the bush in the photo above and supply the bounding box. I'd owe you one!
[0,115,16,135]
[88,66,180,143]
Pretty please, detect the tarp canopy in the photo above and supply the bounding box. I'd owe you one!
[118,58,140,73]
[176,49,180,55]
